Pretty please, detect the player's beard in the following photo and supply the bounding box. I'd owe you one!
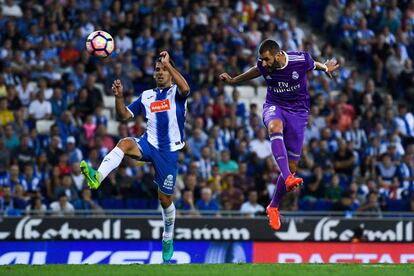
[266,62,278,72]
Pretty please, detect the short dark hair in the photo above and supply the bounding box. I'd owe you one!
[258,39,281,55]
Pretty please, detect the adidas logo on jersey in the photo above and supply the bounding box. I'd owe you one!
[266,75,272,80]
[150,99,171,113]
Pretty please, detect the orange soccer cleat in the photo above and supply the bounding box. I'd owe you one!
[285,174,303,192]
[266,206,281,231]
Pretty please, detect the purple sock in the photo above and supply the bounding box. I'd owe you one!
[269,175,287,208]
[270,132,291,179]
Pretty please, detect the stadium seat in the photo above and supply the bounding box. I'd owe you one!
[298,199,314,211]
[237,85,256,100]
[148,199,159,209]
[102,198,124,209]
[387,200,410,212]
[315,199,333,211]
[223,85,234,100]
[36,120,55,134]
[101,108,111,119]
[126,198,149,209]
[106,120,119,136]
[103,95,115,110]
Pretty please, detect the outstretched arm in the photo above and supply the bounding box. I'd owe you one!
[219,66,261,85]
[160,51,190,97]
[112,79,132,121]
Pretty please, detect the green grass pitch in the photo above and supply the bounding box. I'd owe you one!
[1,264,414,276]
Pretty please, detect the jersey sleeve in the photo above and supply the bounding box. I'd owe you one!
[176,84,190,98]
[303,51,316,71]
[126,96,143,118]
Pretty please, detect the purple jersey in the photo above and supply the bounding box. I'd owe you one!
[256,51,315,113]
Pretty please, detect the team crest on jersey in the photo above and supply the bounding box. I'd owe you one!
[292,71,299,80]
[150,99,171,113]
[163,174,174,189]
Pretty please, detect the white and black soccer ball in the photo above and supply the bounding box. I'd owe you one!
[86,30,115,58]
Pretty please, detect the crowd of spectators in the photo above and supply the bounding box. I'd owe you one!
[0,0,413,217]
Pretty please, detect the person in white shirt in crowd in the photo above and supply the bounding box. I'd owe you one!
[115,28,133,54]
[50,194,75,216]
[28,90,52,120]
[249,127,271,160]
[71,162,85,193]
[395,103,414,147]
[240,190,265,217]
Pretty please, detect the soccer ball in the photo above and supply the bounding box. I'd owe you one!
[86,30,115,58]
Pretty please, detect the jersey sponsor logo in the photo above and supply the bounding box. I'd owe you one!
[292,71,299,80]
[150,99,170,113]
[163,175,174,189]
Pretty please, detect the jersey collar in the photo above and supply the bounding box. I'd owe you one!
[276,51,289,70]
[154,85,173,94]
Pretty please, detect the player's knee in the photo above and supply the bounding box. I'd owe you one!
[117,138,133,152]
[158,192,172,209]
[268,121,283,135]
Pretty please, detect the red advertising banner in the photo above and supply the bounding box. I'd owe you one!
[253,242,414,264]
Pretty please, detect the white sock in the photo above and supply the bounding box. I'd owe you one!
[97,147,124,182]
[162,203,176,241]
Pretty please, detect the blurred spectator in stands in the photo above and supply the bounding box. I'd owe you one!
[50,193,75,216]
[333,191,357,212]
[28,90,52,120]
[220,174,244,210]
[357,192,382,215]
[240,190,264,217]
[234,162,255,195]
[0,96,14,126]
[66,137,83,165]
[196,187,220,216]
[376,153,400,199]
[105,62,133,95]
[196,146,214,180]
[19,164,41,196]
[324,0,342,42]
[54,174,78,202]
[333,138,356,181]
[12,134,35,170]
[0,187,23,216]
[187,128,207,161]
[73,187,102,212]
[25,196,47,216]
[301,164,325,202]
[71,162,85,193]
[399,153,414,193]
[175,189,198,216]
[116,164,136,198]
[395,103,414,147]
[218,150,239,174]
[325,173,343,203]
[249,127,271,161]
[379,7,401,35]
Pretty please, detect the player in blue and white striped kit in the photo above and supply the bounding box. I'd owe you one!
[80,51,190,262]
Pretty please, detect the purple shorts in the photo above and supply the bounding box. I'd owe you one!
[262,103,308,161]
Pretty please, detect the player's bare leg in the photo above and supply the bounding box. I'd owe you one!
[266,119,302,230]
[159,191,175,263]
[80,138,142,189]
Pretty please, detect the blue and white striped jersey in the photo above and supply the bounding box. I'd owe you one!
[126,84,188,152]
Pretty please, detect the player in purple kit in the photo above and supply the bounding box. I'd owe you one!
[219,39,339,230]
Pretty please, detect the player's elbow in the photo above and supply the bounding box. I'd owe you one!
[117,112,131,122]
[179,86,190,97]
